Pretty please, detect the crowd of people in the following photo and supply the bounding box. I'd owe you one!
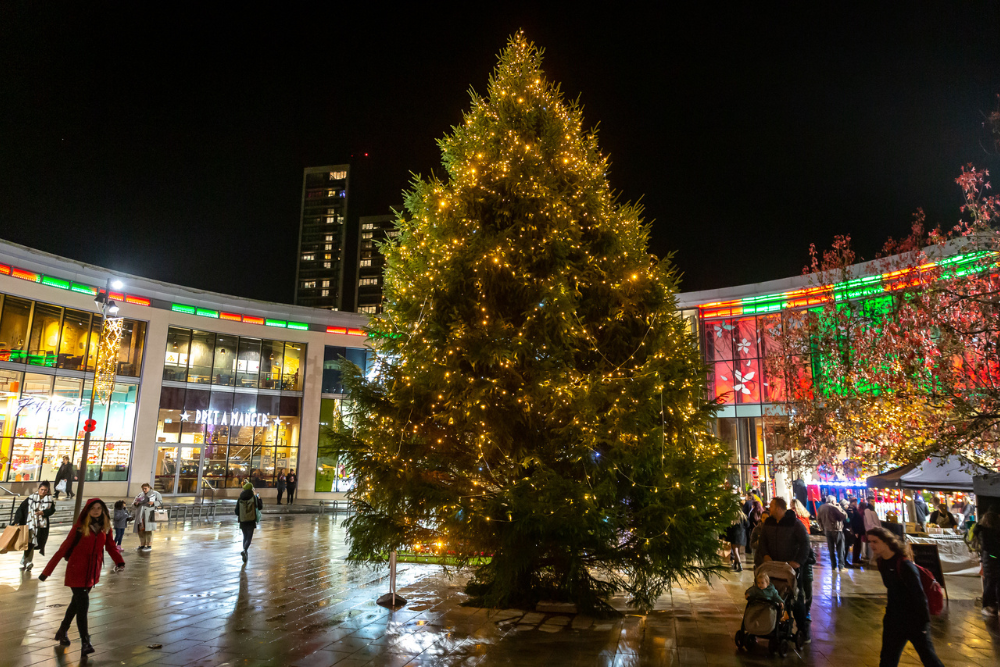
[722,487,1000,667]
[5,473,279,656]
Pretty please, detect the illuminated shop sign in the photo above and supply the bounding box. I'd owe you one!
[17,396,83,416]
[183,410,282,427]
[329,171,347,180]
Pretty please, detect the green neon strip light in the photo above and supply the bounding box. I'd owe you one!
[265,319,287,328]
[41,276,70,290]
[71,283,98,296]
[287,321,309,331]
[196,308,219,318]
[171,303,196,315]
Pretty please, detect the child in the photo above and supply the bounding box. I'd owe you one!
[113,500,129,547]
[745,572,788,619]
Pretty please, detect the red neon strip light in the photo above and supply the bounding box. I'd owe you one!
[12,268,39,282]
[347,328,365,336]
[326,326,347,334]
[124,294,150,306]
[242,315,264,325]
[108,291,124,301]
[220,312,242,322]
[0,264,10,276]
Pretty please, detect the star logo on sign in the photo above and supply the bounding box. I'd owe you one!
[179,411,191,421]
[273,416,283,426]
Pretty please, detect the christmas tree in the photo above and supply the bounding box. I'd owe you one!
[335,33,733,614]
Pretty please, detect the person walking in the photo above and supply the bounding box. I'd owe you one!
[53,456,74,500]
[113,500,129,547]
[863,498,882,563]
[39,498,125,656]
[276,469,286,505]
[285,469,297,504]
[818,495,849,572]
[750,509,769,569]
[236,480,264,564]
[14,481,55,571]
[914,494,929,533]
[726,508,748,572]
[132,483,163,551]
[850,499,867,566]
[757,497,812,643]
[792,498,811,533]
[973,506,1000,616]
[867,526,945,667]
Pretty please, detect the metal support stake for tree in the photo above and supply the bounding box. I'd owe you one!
[73,278,124,521]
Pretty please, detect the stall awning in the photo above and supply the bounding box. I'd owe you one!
[866,455,993,492]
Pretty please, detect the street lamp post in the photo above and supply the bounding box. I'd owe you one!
[73,278,122,521]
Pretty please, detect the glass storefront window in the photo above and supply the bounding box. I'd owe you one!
[10,438,43,481]
[322,346,366,394]
[42,440,74,481]
[187,331,215,384]
[57,309,91,371]
[163,327,192,382]
[259,340,284,389]
[46,377,83,439]
[202,443,228,485]
[156,386,185,443]
[207,391,233,444]
[117,320,146,377]
[28,303,62,367]
[15,373,53,438]
[0,370,22,442]
[181,389,210,444]
[282,343,303,391]
[86,316,102,371]
[212,335,238,386]
[0,296,31,363]
[105,384,138,441]
[101,441,130,480]
[237,338,261,387]
[229,393,257,446]
[72,440,102,482]
[79,380,110,440]
[226,443,251,487]
[316,397,343,492]
[255,394,279,447]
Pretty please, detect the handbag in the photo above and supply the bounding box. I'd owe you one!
[55,480,67,493]
[0,525,30,553]
[152,509,168,522]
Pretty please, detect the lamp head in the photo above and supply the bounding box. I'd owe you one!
[108,301,119,316]
[111,279,124,290]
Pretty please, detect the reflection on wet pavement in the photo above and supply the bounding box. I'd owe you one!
[0,517,998,666]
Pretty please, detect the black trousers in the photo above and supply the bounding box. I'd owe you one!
[880,621,944,667]
[240,523,255,552]
[852,536,864,564]
[983,556,1000,610]
[60,587,92,638]
[276,487,284,504]
[286,487,295,504]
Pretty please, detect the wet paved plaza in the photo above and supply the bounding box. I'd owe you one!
[1,514,999,667]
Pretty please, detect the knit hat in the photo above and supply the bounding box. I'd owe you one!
[243,480,253,491]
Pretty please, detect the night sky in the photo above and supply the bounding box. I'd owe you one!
[1,5,998,304]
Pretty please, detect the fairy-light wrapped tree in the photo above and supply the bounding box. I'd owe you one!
[333,33,733,613]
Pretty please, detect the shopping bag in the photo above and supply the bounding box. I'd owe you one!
[0,525,19,553]
[55,480,67,493]
[153,509,168,522]
[12,526,30,551]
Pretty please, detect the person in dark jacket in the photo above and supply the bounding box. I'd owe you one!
[276,469,287,505]
[112,500,130,547]
[15,481,56,571]
[40,498,125,656]
[758,497,811,642]
[849,499,867,566]
[818,496,849,571]
[974,506,1000,615]
[235,480,264,564]
[867,526,944,667]
[928,504,958,530]
[285,470,297,504]
[726,509,748,572]
[53,456,75,499]
[913,494,929,532]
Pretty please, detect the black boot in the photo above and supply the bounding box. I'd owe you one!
[81,636,94,655]
[54,628,71,646]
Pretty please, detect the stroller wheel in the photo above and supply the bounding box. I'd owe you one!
[795,631,805,650]
[735,630,744,650]
[768,638,777,655]
[779,639,789,657]
[746,635,757,650]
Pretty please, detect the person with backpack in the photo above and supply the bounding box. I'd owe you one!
[39,498,125,656]
[867,526,945,667]
[236,480,263,564]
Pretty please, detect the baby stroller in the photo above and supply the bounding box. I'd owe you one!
[734,561,805,657]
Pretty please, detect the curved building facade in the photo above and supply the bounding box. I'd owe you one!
[0,239,369,499]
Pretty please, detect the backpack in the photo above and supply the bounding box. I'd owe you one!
[238,498,257,523]
[912,561,945,616]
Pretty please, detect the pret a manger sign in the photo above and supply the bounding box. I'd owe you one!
[182,410,282,427]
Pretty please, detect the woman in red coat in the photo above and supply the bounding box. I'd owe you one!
[39,498,124,655]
